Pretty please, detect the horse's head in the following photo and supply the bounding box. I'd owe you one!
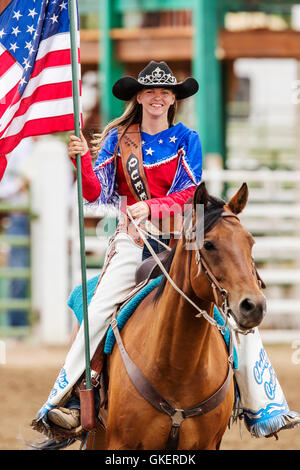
[189,182,266,331]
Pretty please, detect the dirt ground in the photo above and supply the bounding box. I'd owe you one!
[0,340,299,451]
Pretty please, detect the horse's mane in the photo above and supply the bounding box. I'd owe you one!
[153,195,226,302]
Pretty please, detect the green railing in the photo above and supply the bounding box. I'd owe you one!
[0,205,34,338]
[78,0,99,14]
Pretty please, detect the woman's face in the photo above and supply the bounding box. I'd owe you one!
[136,88,175,119]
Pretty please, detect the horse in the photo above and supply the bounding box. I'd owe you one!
[85,181,266,450]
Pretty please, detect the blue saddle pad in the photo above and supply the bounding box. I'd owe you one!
[68,275,238,369]
[67,275,100,326]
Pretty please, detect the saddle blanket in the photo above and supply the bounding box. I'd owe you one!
[68,274,238,369]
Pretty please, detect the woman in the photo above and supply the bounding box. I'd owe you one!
[32,61,203,435]
[32,61,299,441]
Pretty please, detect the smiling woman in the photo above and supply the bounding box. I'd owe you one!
[31,60,204,442]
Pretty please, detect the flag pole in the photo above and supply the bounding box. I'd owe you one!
[68,0,92,391]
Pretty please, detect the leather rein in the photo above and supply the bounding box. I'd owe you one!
[108,209,253,450]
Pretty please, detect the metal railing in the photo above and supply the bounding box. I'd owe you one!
[203,167,300,343]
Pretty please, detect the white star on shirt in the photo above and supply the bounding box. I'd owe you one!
[13,10,22,21]
[158,139,163,144]
[169,136,178,143]
[0,29,6,39]
[141,140,145,146]
[146,147,154,156]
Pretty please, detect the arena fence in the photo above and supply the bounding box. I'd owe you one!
[204,167,300,344]
[0,203,35,338]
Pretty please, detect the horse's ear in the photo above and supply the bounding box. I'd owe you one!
[226,182,248,215]
[193,181,209,210]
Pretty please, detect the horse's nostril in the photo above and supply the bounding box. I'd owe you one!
[240,298,256,314]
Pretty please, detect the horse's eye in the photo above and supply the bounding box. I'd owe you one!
[203,241,215,251]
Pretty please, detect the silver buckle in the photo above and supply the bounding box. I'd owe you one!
[91,369,100,388]
[171,409,185,427]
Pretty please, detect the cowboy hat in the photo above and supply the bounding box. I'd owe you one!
[112,61,199,101]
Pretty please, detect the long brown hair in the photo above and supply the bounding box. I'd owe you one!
[91,94,178,157]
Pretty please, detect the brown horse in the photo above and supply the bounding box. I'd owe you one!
[86,182,266,450]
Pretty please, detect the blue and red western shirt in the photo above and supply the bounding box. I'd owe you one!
[74,122,202,216]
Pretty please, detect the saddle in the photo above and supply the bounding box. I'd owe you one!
[135,248,171,285]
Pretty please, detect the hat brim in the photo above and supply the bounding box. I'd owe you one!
[112,76,199,101]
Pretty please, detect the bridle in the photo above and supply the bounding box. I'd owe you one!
[188,210,265,336]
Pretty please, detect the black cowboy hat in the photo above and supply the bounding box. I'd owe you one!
[112,61,199,101]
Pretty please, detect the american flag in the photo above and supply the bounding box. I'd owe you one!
[0,0,81,158]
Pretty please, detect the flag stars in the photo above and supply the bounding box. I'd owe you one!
[59,1,67,9]
[22,58,32,71]
[169,136,178,143]
[12,26,21,37]
[10,42,19,53]
[50,14,59,24]
[25,41,32,50]
[0,29,5,39]
[24,62,32,71]
[27,25,36,35]
[28,8,38,19]
[19,77,27,87]
[158,139,164,144]
[13,10,22,21]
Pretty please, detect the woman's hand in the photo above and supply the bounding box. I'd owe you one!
[68,131,89,159]
[128,201,150,221]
